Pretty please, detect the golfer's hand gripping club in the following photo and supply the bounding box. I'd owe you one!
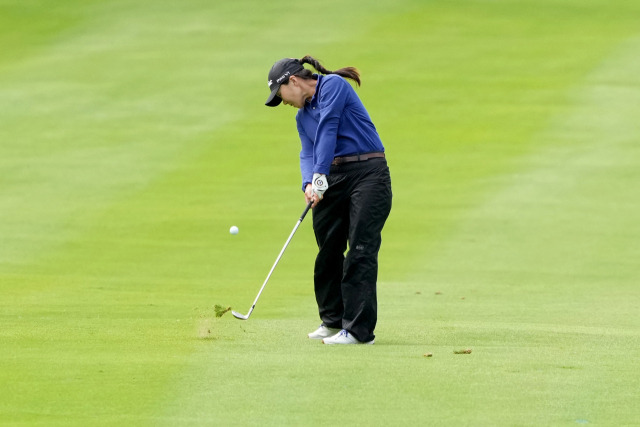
[232,201,313,320]
[312,173,328,200]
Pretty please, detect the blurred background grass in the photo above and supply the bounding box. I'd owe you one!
[1,0,639,425]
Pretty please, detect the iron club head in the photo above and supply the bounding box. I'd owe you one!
[232,310,249,320]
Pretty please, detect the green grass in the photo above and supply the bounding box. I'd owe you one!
[1,0,639,425]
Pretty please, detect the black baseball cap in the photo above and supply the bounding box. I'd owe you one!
[265,58,305,107]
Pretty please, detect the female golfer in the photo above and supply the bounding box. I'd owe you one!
[265,56,392,345]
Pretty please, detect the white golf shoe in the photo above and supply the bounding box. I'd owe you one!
[322,329,374,345]
[308,325,341,340]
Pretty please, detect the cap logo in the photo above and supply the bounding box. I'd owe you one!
[276,71,291,84]
[268,79,273,88]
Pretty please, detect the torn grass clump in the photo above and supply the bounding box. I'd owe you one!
[214,305,231,318]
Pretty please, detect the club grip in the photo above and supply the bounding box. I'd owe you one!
[300,200,313,221]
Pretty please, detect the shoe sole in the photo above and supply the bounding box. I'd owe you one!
[322,339,375,345]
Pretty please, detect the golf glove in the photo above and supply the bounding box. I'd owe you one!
[312,173,329,199]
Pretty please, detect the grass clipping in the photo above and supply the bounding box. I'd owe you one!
[214,304,231,318]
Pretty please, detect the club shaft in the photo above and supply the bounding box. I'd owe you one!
[241,201,312,318]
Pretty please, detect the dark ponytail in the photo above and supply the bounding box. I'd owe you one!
[296,55,361,86]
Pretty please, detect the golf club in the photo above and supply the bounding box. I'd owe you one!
[232,200,313,320]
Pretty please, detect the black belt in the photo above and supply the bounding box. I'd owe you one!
[331,152,385,166]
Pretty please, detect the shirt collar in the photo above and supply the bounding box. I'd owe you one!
[308,74,322,106]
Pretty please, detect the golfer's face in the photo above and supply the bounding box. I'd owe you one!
[278,79,304,109]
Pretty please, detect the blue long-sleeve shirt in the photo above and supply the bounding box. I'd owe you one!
[296,74,385,190]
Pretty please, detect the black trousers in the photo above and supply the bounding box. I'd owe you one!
[312,157,392,342]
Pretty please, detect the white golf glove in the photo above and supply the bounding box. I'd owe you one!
[312,173,329,199]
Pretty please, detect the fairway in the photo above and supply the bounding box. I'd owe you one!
[1,0,639,425]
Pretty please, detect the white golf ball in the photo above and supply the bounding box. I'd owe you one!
[229,225,239,235]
